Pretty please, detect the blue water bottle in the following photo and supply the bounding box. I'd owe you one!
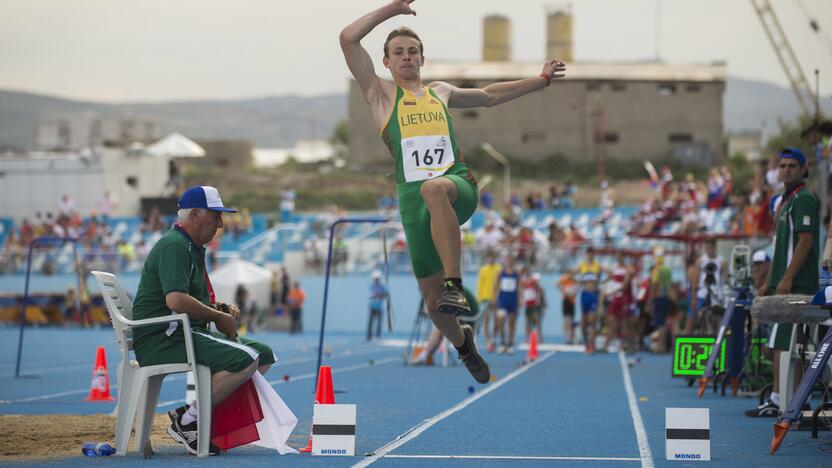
[82,442,116,456]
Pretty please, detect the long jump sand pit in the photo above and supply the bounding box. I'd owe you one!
[0,414,175,462]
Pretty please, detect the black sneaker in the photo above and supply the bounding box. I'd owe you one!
[744,399,780,418]
[167,405,188,426]
[437,281,471,317]
[166,410,220,456]
[458,324,490,384]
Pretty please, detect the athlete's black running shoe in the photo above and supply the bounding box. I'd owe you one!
[437,281,471,316]
[458,324,490,384]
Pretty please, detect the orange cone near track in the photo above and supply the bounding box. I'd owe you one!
[85,346,114,401]
[299,366,336,453]
[526,330,539,362]
[314,366,335,404]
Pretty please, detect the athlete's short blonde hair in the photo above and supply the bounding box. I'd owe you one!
[383,27,423,58]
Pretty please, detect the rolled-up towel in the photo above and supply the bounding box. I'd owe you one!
[751,295,830,324]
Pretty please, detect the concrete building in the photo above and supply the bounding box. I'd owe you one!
[0,147,171,221]
[727,131,762,161]
[35,114,164,151]
[347,61,726,167]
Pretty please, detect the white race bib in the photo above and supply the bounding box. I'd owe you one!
[401,135,455,182]
[500,277,517,292]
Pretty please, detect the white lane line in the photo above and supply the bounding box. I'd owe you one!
[1,373,188,404]
[385,455,640,462]
[618,351,654,468]
[155,356,401,409]
[0,387,101,404]
[0,346,378,375]
[1,347,399,404]
[353,351,555,468]
[0,363,91,375]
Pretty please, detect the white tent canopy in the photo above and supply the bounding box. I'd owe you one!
[209,258,273,312]
[145,132,206,158]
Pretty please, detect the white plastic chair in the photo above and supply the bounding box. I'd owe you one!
[91,271,213,457]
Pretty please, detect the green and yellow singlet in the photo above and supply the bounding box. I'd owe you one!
[381,86,475,187]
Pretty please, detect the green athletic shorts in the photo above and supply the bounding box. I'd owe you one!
[134,327,276,373]
[397,174,478,278]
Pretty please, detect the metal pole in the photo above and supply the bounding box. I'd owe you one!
[14,241,37,379]
[482,142,511,206]
[814,69,827,267]
[314,217,389,391]
[15,236,79,378]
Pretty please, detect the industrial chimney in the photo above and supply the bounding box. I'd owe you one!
[546,9,573,62]
[483,15,511,61]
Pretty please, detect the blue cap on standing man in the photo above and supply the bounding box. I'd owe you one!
[779,147,808,178]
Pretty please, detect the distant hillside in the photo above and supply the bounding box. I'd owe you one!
[0,90,346,150]
[1,76,830,150]
[724,76,832,137]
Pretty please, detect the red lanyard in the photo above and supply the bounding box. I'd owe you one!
[775,183,805,223]
[204,271,216,305]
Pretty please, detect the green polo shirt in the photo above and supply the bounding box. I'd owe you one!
[132,226,210,342]
[768,185,819,295]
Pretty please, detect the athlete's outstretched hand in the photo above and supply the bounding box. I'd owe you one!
[391,0,416,16]
[541,59,567,81]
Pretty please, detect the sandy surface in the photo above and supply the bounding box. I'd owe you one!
[0,414,176,462]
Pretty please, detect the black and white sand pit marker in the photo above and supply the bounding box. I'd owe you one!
[312,404,356,456]
[666,408,710,461]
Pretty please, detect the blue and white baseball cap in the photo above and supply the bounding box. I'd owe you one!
[752,250,770,263]
[178,186,237,213]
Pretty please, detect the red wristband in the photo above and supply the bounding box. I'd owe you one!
[539,73,551,87]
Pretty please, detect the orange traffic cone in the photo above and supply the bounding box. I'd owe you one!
[85,346,114,401]
[299,366,336,453]
[527,330,539,361]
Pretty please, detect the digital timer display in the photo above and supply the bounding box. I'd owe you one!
[672,336,726,377]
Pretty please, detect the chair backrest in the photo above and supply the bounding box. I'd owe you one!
[91,271,135,361]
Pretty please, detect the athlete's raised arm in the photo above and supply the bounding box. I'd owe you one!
[340,1,416,117]
[431,59,566,109]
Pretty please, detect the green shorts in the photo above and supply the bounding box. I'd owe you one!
[134,327,276,373]
[397,174,478,278]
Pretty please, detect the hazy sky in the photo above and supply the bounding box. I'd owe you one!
[1,0,830,102]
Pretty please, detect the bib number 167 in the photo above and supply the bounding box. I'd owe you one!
[410,148,444,167]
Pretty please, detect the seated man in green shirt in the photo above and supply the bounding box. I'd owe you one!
[131,186,277,455]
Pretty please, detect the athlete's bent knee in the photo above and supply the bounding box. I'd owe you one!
[420,180,450,205]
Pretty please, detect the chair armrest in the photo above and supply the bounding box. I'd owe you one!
[122,313,192,330]
[127,313,200,371]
